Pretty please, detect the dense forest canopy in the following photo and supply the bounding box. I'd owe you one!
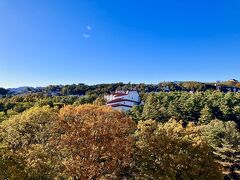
[137,91,240,126]
[2,105,238,179]
[0,81,240,179]
[1,90,240,128]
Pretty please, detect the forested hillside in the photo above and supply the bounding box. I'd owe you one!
[130,91,240,126]
[0,87,240,179]
[1,80,240,97]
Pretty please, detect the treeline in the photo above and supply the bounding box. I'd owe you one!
[0,88,9,96]
[46,82,213,95]
[1,81,240,121]
[1,105,239,179]
[129,91,240,127]
[2,90,240,127]
[2,80,240,97]
[0,93,103,121]
[33,81,240,95]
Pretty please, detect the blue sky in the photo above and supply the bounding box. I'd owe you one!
[1,0,240,88]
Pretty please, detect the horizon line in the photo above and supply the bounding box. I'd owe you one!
[1,79,237,89]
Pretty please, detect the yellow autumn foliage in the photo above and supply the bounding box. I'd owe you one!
[0,105,225,179]
[0,105,136,179]
[52,104,136,179]
[134,119,223,179]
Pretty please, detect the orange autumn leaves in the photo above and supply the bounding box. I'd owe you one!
[0,105,136,179]
[53,105,136,179]
[0,105,223,179]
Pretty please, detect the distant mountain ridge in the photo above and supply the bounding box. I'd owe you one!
[8,87,34,93]
[7,86,44,94]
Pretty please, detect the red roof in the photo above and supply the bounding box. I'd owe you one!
[107,98,139,104]
[110,104,133,108]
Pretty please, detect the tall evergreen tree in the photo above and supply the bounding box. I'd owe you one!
[213,142,240,180]
[203,120,240,179]
[199,105,214,124]
[142,93,160,120]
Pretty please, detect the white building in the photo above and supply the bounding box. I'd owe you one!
[105,90,141,111]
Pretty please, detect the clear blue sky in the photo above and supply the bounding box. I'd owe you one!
[1,0,240,88]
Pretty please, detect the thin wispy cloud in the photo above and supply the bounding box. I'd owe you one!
[83,34,90,38]
[87,25,91,30]
[82,25,92,39]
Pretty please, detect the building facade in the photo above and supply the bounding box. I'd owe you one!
[105,90,141,111]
